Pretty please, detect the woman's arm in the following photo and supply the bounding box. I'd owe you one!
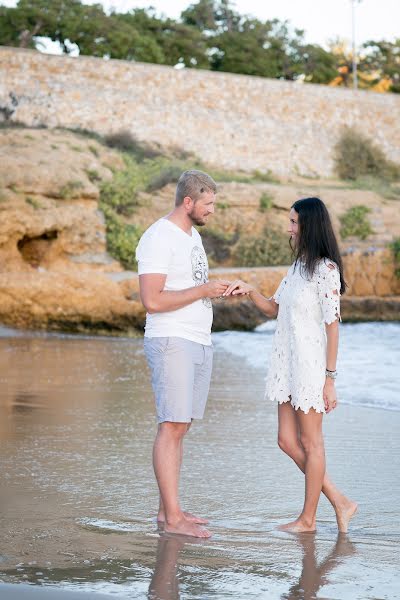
[223,280,279,318]
[325,320,339,372]
[324,320,339,413]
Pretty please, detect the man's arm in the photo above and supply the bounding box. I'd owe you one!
[139,274,231,313]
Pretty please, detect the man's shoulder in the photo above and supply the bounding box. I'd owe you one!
[139,218,171,244]
[143,218,169,236]
[192,227,204,243]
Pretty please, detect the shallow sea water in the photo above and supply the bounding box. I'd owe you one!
[0,323,399,599]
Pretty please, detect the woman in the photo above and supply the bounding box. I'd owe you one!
[223,197,357,533]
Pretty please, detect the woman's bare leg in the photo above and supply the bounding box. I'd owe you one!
[277,402,357,532]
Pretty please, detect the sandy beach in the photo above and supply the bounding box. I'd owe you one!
[0,325,399,599]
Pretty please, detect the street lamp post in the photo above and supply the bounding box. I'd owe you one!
[351,0,363,90]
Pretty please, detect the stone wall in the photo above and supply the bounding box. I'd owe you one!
[1,47,400,178]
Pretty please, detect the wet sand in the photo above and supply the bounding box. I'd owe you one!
[0,328,399,599]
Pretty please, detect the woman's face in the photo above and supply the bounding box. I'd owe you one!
[288,208,299,243]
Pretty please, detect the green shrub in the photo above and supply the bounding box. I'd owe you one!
[206,168,253,183]
[86,169,101,183]
[390,237,400,278]
[259,192,274,212]
[88,144,99,157]
[99,162,144,216]
[25,196,42,209]
[0,120,27,129]
[201,228,239,264]
[334,127,400,181]
[104,130,162,161]
[345,175,400,200]
[146,165,183,192]
[59,180,83,199]
[252,169,280,183]
[59,127,103,143]
[101,206,142,270]
[339,205,373,240]
[216,201,229,209]
[234,227,292,267]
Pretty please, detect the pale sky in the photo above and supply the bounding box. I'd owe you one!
[1,0,399,48]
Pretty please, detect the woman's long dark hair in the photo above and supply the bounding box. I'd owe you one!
[291,197,346,294]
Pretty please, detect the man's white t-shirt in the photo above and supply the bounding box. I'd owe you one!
[136,218,213,346]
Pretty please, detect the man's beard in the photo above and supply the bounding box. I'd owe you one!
[188,210,206,227]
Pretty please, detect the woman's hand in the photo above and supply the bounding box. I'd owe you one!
[223,279,255,297]
[323,380,338,413]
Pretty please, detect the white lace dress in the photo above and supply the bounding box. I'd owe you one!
[265,258,341,414]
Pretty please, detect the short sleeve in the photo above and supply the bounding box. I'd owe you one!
[273,276,288,304]
[136,228,173,275]
[316,262,341,324]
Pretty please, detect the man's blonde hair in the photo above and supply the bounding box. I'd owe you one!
[175,170,217,206]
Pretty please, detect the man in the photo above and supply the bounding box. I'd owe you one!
[136,170,229,538]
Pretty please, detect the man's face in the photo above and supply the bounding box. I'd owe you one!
[187,191,216,226]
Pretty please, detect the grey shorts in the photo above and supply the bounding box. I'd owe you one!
[143,336,213,424]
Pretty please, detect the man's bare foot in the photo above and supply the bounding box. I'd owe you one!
[335,500,358,533]
[278,517,316,533]
[164,517,211,538]
[157,511,209,525]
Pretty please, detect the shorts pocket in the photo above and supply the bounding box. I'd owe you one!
[144,337,169,354]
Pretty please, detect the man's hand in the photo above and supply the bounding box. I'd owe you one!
[223,279,255,297]
[202,280,231,299]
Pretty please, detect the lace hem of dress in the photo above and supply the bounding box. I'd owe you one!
[325,313,342,325]
[266,394,325,415]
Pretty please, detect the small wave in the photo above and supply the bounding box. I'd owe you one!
[77,517,143,533]
[213,322,400,412]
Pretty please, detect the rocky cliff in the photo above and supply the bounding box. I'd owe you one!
[0,128,398,334]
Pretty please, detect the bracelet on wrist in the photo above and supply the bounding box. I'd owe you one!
[325,369,337,380]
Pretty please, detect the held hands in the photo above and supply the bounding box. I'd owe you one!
[222,279,255,297]
[323,379,338,413]
[202,279,231,299]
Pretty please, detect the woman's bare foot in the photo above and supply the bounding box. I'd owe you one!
[278,517,316,533]
[335,500,358,533]
[164,517,211,538]
[157,511,209,525]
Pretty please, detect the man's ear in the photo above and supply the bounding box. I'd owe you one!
[183,196,194,211]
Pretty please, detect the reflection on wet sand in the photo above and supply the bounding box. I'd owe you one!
[148,533,186,600]
[283,534,357,600]
[147,532,357,600]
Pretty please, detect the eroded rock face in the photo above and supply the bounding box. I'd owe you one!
[0,271,145,334]
[0,128,122,274]
[0,128,141,334]
[0,128,398,334]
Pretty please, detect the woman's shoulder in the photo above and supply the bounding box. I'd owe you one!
[316,257,339,275]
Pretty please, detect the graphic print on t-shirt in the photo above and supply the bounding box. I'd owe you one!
[191,246,212,308]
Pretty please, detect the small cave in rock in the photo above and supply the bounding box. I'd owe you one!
[17,230,59,268]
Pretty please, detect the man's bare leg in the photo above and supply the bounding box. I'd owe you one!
[157,423,208,525]
[153,421,211,538]
[277,403,357,532]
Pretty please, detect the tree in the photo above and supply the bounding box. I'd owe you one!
[0,0,84,49]
[118,10,209,68]
[361,39,400,92]
[181,0,241,33]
